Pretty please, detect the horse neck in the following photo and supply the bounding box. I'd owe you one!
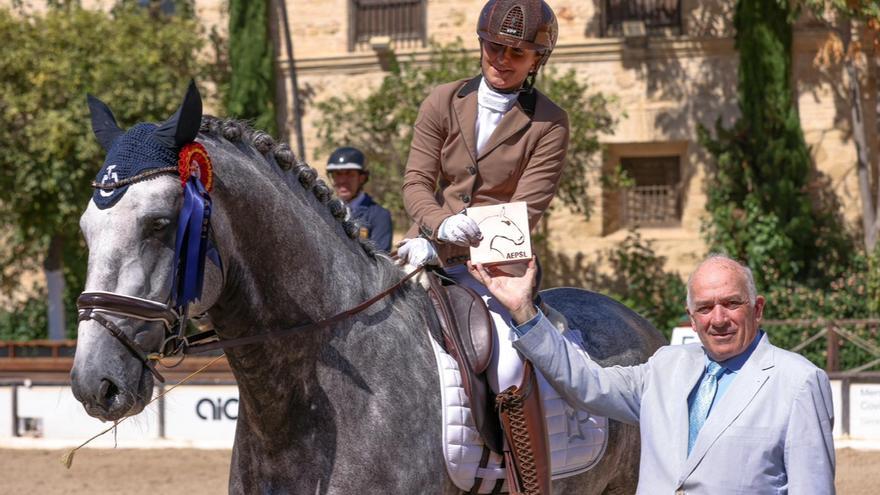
[203,139,400,433]
[211,145,389,319]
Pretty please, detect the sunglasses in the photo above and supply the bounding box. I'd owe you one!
[481,40,529,60]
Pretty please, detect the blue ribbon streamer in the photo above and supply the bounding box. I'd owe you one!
[171,178,215,309]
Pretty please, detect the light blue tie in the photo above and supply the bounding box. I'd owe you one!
[688,361,726,455]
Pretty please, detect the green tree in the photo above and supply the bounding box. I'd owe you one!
[602,230,686,338]
[315,40,616,227]
[225,0,277,137]
[698,0,852,288]
[798,1,880,252]
[0,3,218,339]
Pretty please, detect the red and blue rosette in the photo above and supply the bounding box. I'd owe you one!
[177,142,213,192]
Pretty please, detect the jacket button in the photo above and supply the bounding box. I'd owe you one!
[460,194,471,203]
[466,166,477,175]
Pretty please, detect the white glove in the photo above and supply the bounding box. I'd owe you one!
[397,238,439,266]
[438,214,482,247]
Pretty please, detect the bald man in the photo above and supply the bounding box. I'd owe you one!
[469,254,835,494]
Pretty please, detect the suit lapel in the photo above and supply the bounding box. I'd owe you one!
[452,77,480,165]
[680,335,774,479]
[477,101,531,160]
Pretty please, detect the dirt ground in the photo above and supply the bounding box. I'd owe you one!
[0,447,876,493]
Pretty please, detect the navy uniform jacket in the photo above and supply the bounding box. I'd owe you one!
[350,193,393,252]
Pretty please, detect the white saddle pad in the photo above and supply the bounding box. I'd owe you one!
[430,336,608,493]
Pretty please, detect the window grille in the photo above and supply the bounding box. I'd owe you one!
[349,0,427,51]
[619,156,682,227]
[601,0,682,37]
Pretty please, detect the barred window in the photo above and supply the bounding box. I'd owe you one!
[619,156,682,228]
[601,0,682,37]
[349,0,427,51]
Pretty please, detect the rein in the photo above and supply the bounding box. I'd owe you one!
[77,263,424,375]
[182,262,424,354]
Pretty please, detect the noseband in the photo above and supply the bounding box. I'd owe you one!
[77,291,182,383]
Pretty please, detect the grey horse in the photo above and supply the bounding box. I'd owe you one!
[70,84,665,493]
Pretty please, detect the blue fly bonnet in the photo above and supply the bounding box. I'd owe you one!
[88,81,216,310]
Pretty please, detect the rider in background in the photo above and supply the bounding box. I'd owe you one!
[398,0,569,395]
[327,146,393,252]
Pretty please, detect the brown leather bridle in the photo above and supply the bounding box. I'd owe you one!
[76,262,424,382]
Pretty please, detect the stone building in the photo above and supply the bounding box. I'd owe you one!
[272,0,874,277]
[3,0,875,279]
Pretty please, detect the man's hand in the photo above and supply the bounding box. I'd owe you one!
[468,257,538,325]
[438,214,483,247]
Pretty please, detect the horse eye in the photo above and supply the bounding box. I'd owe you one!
[151,218,172,233]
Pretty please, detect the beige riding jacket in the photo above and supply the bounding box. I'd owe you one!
[403,76,570,266]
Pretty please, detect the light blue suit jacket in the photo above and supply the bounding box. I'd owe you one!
[512,316,835,494]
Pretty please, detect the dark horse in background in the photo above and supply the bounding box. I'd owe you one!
[70,82,665,493]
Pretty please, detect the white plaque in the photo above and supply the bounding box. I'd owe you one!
[467,201,531,265]
[849,383,880,439]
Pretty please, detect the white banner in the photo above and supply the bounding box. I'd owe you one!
[849,383,880,439]
[162,385,238,448]
[829,380,843,438]
[0,387,12,438]
[15,386,159,445]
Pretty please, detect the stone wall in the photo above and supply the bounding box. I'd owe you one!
[273,1,869,279]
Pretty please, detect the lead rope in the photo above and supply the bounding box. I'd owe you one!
[61,353,225,469]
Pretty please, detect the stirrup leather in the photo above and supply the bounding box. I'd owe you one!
[496,361,551,495]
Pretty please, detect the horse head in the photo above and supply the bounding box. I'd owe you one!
[70,79,400,426]
[71,82,223,421]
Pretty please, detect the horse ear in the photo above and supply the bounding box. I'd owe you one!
[154,80,203,149]
[87,94,123,152]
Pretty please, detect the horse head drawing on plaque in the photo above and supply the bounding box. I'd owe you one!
[477,206,526,257]
[70,81,664,493]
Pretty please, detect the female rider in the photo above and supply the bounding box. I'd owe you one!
[398,0,569,396]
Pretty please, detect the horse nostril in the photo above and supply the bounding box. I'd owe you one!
[99,378,119,403]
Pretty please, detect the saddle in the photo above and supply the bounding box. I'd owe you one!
[425,271,503,454]
[425,270,552,494]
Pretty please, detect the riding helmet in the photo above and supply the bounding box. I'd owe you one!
[326,146,367,173]
[476,0,558,70]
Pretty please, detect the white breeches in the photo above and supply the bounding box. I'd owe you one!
[445,264,525,394]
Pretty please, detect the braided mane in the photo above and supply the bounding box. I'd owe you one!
[199,116,382,258]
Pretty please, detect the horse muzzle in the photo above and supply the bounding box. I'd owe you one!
[70,320,155,422]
